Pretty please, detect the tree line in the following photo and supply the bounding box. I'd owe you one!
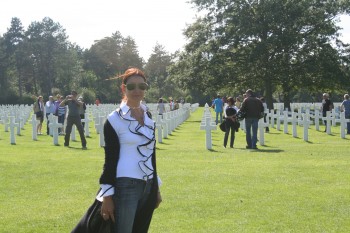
[1,0,350,108]
[0,17,188,105]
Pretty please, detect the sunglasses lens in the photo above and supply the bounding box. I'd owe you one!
[138,83,148,90]
[125,83,148,91]
[126,83,136,90]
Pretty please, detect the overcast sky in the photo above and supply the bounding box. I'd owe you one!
[1,0,349,60]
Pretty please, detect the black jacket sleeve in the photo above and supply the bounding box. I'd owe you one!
[99,119,120,185]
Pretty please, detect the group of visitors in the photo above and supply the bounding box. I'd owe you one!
[213,91,350,150]
[321,92,350,134]
[156,97,181,116]
[212,89,265,150]
[32,90,87,149]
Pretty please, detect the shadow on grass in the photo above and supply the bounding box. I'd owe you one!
[252,149,284,153]
[187,120,202,123]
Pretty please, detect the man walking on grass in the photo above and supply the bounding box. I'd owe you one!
[240,89,264,149]
[212,94,224,125]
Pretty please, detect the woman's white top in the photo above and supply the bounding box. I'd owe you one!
[97,102,161,200]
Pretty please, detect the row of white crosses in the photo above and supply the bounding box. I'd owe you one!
[153,103,192,143]
[0,104,97,146]
[89,103,193,147]
[200,103,217,150]
[0,105,32,144]
[265,105,349,141]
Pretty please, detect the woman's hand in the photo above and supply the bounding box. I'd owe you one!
[155,191,162,208]
[101,195,115,222]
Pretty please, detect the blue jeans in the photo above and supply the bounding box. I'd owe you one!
[215,111,223,124]
[245,118,259,148]
[346,115,350,134]
[114,177,153,233]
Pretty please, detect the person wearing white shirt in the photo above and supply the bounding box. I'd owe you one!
[97,67,162,233]
[45,96,55,135]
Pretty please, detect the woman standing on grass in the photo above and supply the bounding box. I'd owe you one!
[33,95,44,135]
[223,97,238,148]
[99,67,162,232]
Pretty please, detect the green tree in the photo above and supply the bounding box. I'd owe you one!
[145,43,173,101]
[84,32,144,103]
[25,17,70,96]
[3,17,25,98]
[171,0,350,108]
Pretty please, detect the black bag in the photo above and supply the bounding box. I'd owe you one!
[233,121,240,132]
[219,119,226,132]
[259,111,265,119]
[236,110,246,121]
[71,198,114,233]
[35,111,43,118]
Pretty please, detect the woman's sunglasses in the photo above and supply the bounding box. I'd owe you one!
[124,83,148,91]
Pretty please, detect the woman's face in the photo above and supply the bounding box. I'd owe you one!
[124,75,147,103]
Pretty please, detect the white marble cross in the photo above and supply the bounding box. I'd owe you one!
[335,112,350,139]
[313,109,321,131]
[323,111,332,135]
[97,115,106,147]
[291,112,298,138]
[71,125,76,141]
[302,113,312,141]
[48,113,54,136]
[49,116,63,145]
[282,111,293,134]
[3,114,9,132]
[200,116,217,150]
[156,115,163,143]
[30,114,39,140]
[258,118,268,145]
[162,112,170,138]
[9,116,19,144]
[82,112,91,137]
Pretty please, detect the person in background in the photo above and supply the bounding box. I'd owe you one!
[174,100,179,110]
[53,94,61,116]
[169,98,174,111]
[57,96,66,135]
[33,95,44,135]
[95,97,101,106]
[60,90,87,149]
[321,93,333,132]
[240,89,264,149]
[157,98,166,116]
[212,94,224,124]
[340,93,350,134]
[97,67,162,232]
[45,96,55,135]
[223,97,238,148]
[78,96,87,129]
[235,97,242,109]
[260,97,269,133]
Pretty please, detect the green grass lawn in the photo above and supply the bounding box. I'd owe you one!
[0,108,349,233]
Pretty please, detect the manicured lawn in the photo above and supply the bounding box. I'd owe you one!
[0,107,349,232]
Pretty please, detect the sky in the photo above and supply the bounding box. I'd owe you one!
[1,0,350,60]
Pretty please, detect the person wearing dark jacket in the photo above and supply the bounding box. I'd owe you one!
[240,89,264,149]
[223,97,238,148]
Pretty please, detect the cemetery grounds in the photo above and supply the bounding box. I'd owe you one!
[0,107,349,233]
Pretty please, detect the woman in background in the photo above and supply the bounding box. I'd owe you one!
[33,95,44,135]
[157,98,166,116]
[223,97,238,148]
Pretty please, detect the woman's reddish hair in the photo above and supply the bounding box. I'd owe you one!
[120,67,146,84]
